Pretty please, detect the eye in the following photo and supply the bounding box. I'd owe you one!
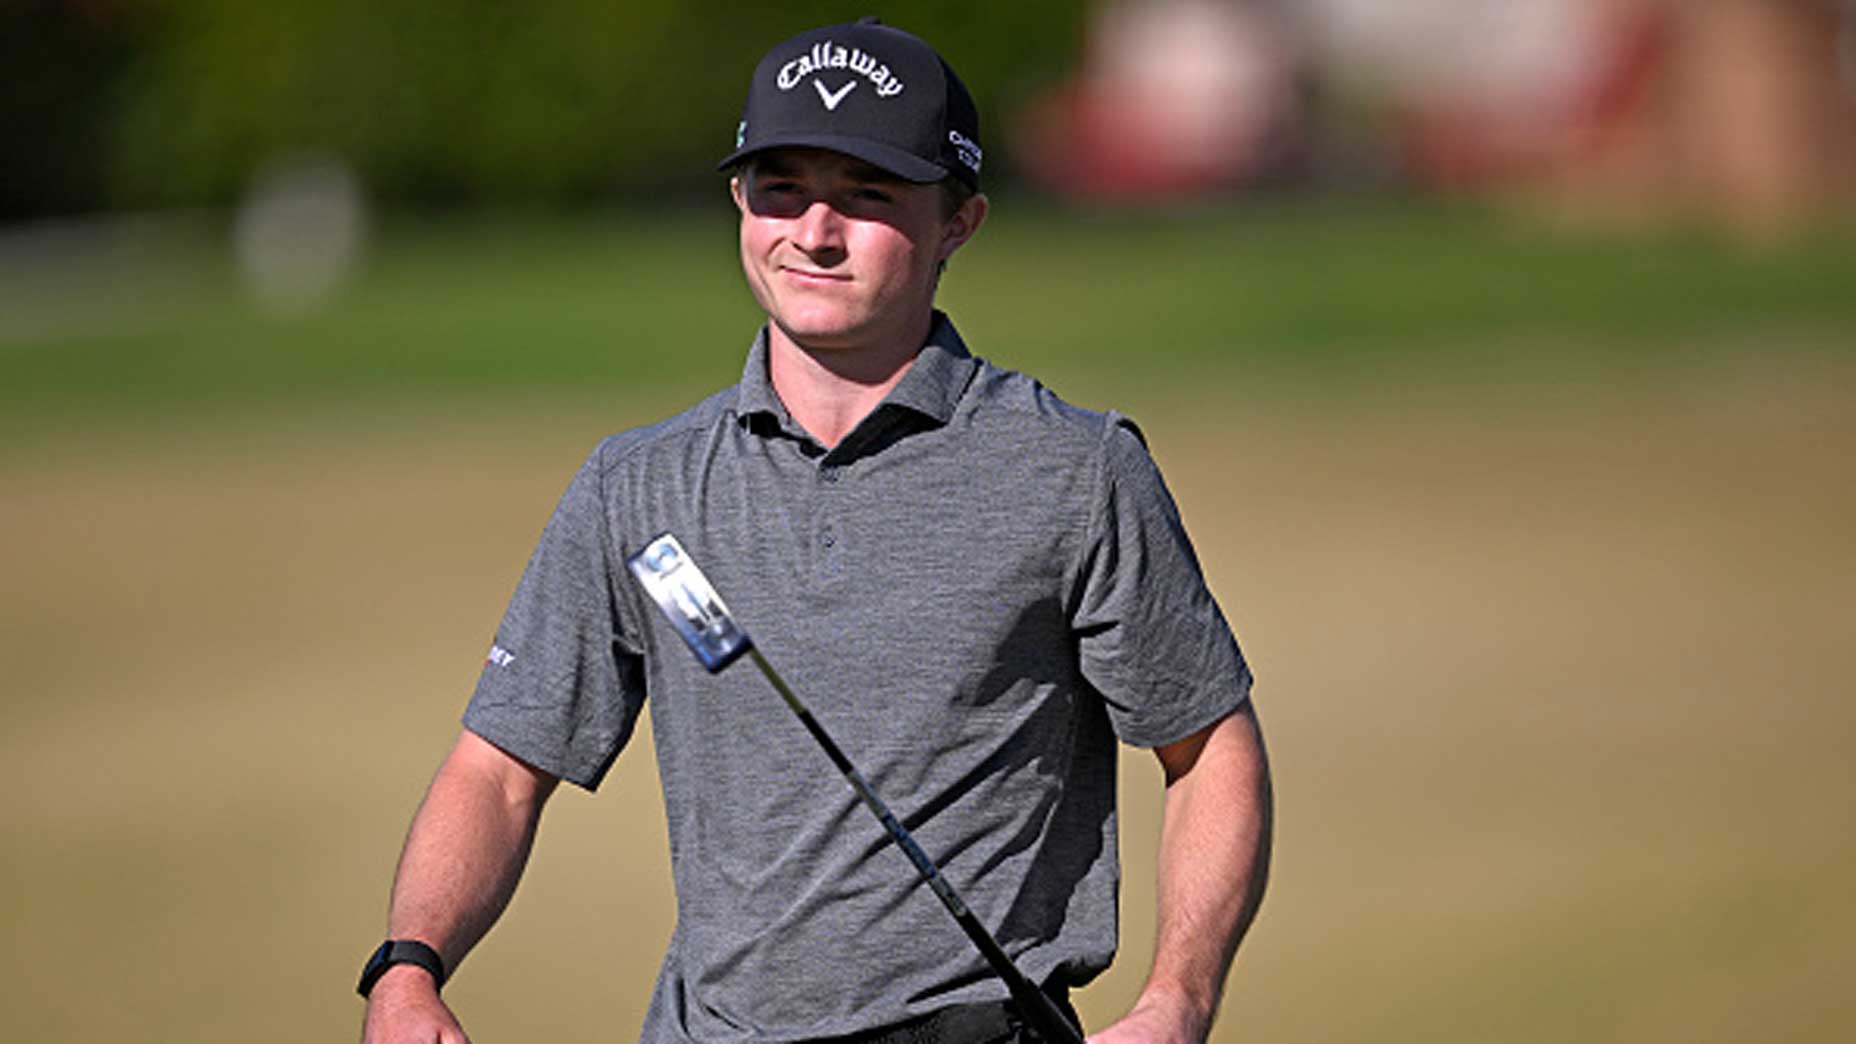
[747,178,809,218]
[853,187,894,204]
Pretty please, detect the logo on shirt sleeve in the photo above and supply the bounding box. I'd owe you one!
[486,644,516,668]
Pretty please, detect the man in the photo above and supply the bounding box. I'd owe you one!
[359,18,1270,1044]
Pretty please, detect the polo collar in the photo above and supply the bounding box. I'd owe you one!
[734,330,789,427]
[734,311,977,437]
[881,311,976,426]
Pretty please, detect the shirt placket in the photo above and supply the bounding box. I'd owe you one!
[814,458,846,581]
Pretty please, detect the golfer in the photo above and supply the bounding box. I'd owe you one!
[359,18,1270,1044]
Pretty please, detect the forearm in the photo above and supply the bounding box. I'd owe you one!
[1131,707,1273,1041]
[384,729,557,974]
[363,731,554,1043]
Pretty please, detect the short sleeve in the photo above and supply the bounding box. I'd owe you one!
[1071,416,1252,748]
[462,444,645,789]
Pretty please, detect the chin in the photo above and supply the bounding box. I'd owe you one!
[776,308,868,347]
[784,326,864,351]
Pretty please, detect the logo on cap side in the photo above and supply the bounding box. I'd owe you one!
[949,130,982,174]
[777,40,904,99]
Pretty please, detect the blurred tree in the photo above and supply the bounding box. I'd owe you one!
[92,0,1083,210]
[0,0,144,218]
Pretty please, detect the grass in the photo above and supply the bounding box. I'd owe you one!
[5,198,1853,426]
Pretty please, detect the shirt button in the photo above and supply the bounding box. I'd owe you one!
[821,467,841,483]
[822,533,836,548]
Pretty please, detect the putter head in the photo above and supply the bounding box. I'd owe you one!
[627,533,753,673]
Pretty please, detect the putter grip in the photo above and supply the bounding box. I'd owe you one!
[1010,978,1086,1044]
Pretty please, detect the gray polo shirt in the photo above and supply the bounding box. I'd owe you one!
[463,312,1251,1043]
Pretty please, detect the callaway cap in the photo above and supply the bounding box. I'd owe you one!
[719,17,983,191]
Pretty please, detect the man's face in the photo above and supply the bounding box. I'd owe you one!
[731,148,983,353]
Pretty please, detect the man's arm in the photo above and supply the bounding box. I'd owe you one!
[1093,705,1273,1044]
[361,729,560,1044]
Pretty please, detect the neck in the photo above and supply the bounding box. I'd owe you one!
[766,312,934,449]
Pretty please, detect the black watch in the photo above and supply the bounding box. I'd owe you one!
[357,939,448,998]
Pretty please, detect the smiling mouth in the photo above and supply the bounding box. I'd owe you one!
[779,264,851,282]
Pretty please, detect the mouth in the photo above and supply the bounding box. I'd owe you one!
[778,264,851,284]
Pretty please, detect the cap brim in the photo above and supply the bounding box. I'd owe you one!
[717,133,949,183]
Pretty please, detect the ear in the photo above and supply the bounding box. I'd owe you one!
[937,193,989,264]
[730,175,747,215]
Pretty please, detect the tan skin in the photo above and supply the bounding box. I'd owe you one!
[361,731,555,1044]
[362,147,1271,1044]
[1103,707,1272,1044]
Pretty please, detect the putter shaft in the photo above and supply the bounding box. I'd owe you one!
[746,648,1084,1044]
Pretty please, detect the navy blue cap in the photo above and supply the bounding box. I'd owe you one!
[719,18,983,190]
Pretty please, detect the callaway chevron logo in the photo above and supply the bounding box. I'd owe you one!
[816,79,857,110]
[777,40,905,102]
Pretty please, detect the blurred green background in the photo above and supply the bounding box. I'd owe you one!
[4,2,1854,1043]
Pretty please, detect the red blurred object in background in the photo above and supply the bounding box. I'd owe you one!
[1394,2,1671,189]
[1012,0,1305,199]
[1385,0,1855,235]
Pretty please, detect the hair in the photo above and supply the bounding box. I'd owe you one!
[935,176,978,282]
[938,176,976,222]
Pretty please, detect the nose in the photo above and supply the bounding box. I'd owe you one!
[791,199,846,260]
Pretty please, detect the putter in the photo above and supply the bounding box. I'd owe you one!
[628,533,1085,1044]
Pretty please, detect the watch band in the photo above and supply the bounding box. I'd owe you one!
[357,939,448,998]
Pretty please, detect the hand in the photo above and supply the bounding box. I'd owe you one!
[1086,994,1209,1044]
[361,965,469,1044]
